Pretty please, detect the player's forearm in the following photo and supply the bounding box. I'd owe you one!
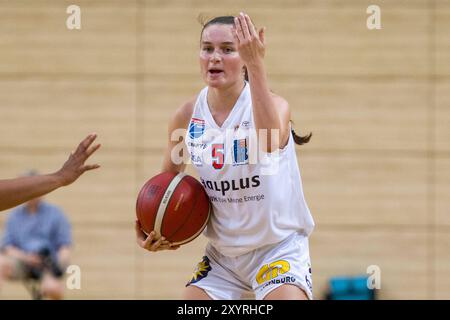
[247,61,281,150]
[162,146,187,173]
[0,173,63,212]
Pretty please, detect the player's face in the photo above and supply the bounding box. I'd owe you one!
[199,24,244,88]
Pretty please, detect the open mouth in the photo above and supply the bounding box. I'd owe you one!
[208,68,224,76]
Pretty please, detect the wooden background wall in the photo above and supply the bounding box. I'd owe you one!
[0,0,448,299]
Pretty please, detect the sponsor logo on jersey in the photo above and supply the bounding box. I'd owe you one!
[234,121,251,131]
[188,118,205,139]
[241,120,251,129]
[186,256,211,286]
[187,141,207,167]
[187,141,207,149]
[190,153,203,167]
[200,175,260,196]
[256,260,291,285]
[233,138,248,165]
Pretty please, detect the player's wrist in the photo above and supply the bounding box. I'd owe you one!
[50,171,68,188]
[244,58,265,71]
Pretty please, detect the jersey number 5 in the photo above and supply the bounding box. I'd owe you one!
[212,143,224,170]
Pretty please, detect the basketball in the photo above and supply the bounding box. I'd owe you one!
[136,172,211,246]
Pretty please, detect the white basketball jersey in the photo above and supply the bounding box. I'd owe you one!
[185,81,314,257]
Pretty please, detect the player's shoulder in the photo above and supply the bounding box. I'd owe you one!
[171,95,198,130]
[270,92,291,118]
[270,92,289,108]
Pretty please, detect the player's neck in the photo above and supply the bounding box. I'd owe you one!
[207,80,245,113]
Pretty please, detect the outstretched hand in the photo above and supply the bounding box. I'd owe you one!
[56,133,101,186]
[233,12,266,67]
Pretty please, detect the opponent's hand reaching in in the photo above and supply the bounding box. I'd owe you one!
[0,133,101,212]
[56,133,101,186]
[135,220,180,252]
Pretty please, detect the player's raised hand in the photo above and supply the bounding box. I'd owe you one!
[233,12,266,67]
[135,220,180,252]
[56,133,101,186]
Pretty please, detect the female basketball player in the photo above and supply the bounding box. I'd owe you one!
[135,13,314,300]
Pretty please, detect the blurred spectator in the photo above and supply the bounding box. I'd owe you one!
[0,171,72,300]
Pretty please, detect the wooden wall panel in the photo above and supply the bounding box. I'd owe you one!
[144,0,429,76]
[65,226,136,299]
[0,0,136,75]
[53,152,136,225]
[310,227,428,299]
[0,150,66,179]
[436,158,450,227]
[0,282,30,300]
[436,1,450,76]
[0,80,136,150]
[436,81,450,152]
[300,153,428,226]
[275,78,428,152]
[435,231,450,299]
[139,76,204,150]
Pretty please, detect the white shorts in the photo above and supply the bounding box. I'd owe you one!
[186,232,313,300]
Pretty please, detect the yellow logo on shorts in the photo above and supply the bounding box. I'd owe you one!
[186,256,211,286]
[256,260,290,285]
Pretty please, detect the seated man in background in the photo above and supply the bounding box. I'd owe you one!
[0,171,72,300]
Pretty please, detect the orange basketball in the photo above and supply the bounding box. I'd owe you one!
[136,172,211,246]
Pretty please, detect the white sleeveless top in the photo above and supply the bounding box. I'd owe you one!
[185,81,314,257]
